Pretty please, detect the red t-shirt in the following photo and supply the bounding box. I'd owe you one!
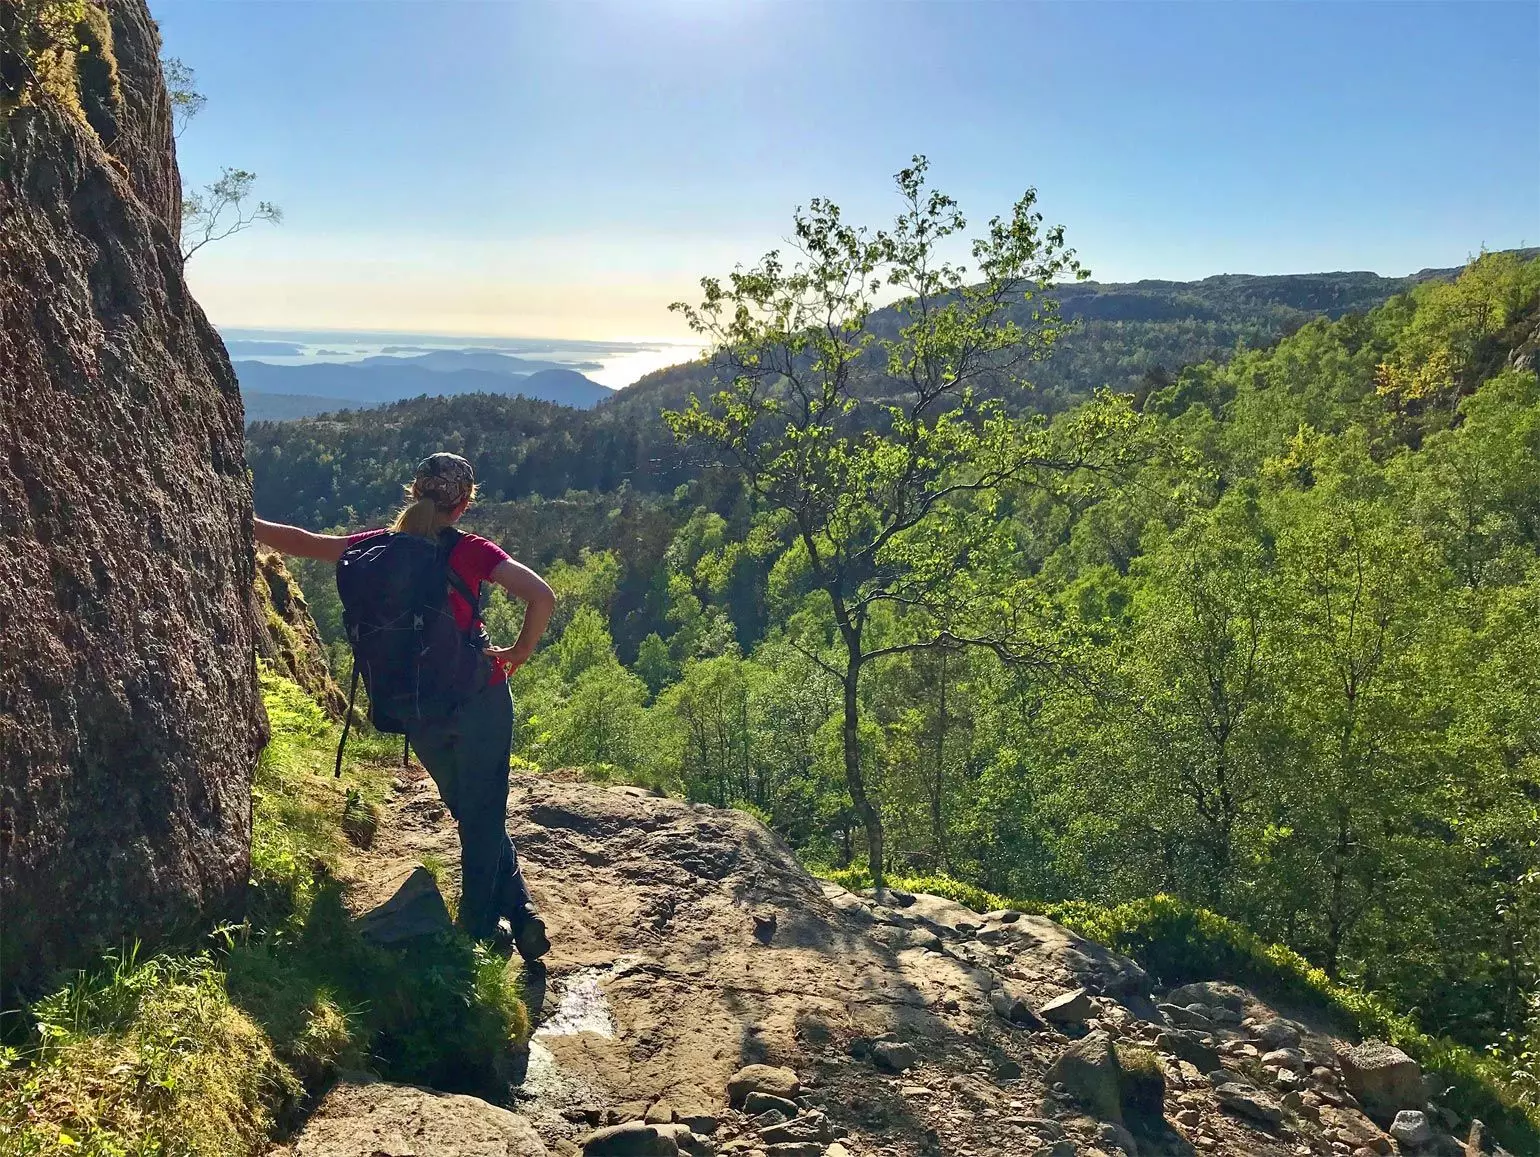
[346,528,513,683]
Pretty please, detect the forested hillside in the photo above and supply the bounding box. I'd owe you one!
[254,252,1540,1091]
[245,261,1513,528]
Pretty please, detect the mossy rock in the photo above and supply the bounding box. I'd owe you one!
[1116,1044,1166,1119]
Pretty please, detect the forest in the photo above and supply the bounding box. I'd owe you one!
[244,261,1465,526]
[251,192,1540,1094]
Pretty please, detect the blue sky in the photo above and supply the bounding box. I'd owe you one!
[157,0,1539,340]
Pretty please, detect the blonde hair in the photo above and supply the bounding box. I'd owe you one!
[391,480,478,538]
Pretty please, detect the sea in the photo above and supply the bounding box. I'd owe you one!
[218,327,705,390]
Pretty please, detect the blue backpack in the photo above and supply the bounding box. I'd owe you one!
[333,528,490,775]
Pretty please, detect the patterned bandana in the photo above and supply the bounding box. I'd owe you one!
[414,452,475,509]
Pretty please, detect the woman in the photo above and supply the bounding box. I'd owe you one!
[255,452,556,962]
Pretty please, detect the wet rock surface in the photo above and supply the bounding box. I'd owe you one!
[0,0,263,988]
[291,767,1516,1157]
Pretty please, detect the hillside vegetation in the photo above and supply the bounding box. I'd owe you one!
[256,252,1540,1114]
[242,259,1517,525]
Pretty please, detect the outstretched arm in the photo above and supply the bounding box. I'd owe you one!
[485,557,556,674]
[255,517,349,563]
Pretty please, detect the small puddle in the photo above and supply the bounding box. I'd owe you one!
[535,965,621,1039]
[512,959,636,1140]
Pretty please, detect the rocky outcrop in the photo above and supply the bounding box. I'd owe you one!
[257,549,346,718]
[283,1079,547,1157]
[277,767,1531,1156]
[0,0,263,987]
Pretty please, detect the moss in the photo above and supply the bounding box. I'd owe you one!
[69,0,115,140]
[0,952,299,1157]
[256,553,346,719]
[1115,1045,1166,1119]
[810,865,1540,1151]
[0,1,117,137]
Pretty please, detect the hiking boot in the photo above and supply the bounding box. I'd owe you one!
[510,907,550,963]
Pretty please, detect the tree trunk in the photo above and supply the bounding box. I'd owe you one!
[930,648,948,871]
[843,661,884,891]
[1324,807,1351,980]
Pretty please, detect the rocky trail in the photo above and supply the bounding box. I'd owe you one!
[275,767,1507,1157]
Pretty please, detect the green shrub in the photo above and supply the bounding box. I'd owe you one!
[226,885,527,1099]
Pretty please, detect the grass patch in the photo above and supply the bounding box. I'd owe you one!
[234,665,530,1097]
[812,865,1539,1151]
[0,951,295,1157]
[0,667,528,1156]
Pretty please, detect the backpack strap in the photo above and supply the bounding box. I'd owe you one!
[334,663,361,778]
[438,527,483,623]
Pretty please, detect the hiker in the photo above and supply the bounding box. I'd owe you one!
[254,452,556,963]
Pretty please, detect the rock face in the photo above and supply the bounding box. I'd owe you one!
[0,0,263,987]
[332,769,1517,1157]
[256,549,346,717]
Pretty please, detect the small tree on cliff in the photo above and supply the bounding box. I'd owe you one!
[665,157,1136,889]
[159,56,281,263]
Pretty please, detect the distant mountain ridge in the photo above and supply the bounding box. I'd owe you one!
[243,392,375,423]
[599,257,1536,418]
[353,350,576,375]
[235,356,613,413]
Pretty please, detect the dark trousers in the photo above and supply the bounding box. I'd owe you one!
[409,680,530,939]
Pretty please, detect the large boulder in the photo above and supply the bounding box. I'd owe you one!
[1047,1030,1124,1124]
[725,1064,800,1108]
[1215,1082,1285,1126]
[1337,1040,1425,1122]
[0,0,264,988]
[582,1121,679,1156]
[356,866,454,945]
[292,1079,547,1156]
[1390,1110,1433,1148]
[1040,986,1094,1027]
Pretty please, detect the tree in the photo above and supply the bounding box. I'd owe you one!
[1124,490,1278,906]
[181,167,283,265]
[666,157,1136,888]
[1266,437,1440,978]
[159,55,282,263]
[159,55,205,137]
